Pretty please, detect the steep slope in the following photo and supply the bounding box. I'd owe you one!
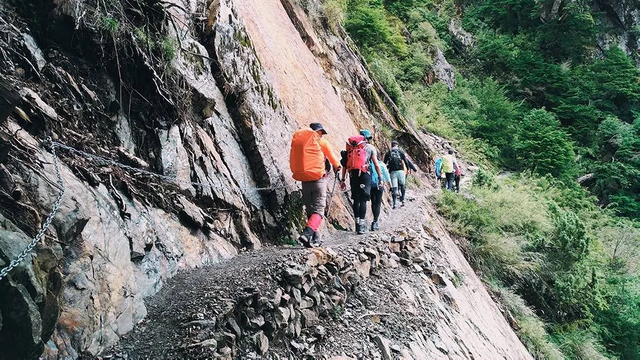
[0,0,525,358]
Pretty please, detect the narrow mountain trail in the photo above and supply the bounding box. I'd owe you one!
[106,181,531,360]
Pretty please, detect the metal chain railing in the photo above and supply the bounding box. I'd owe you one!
[0,138,65,281]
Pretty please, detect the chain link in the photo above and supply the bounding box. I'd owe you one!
[0,138,65,281]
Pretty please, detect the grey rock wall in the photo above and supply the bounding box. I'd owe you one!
[0,0,303,357]
[594,0,640,61]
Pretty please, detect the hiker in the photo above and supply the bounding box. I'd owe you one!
[442,149,456,191]
[434,156,446,189]
[290,123,341,247]
[369,154,391,231]
[384,140,417,208]
[453,159,463,193]
[340,129,382,235]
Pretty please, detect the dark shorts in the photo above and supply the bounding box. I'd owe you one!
[349,170,371,201]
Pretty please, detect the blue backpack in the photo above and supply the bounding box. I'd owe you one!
[370,159,380,187]
[435,158,443,178]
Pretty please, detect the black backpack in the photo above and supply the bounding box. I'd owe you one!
[388,149,403,170]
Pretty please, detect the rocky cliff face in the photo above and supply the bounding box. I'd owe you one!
[0,0,432,358]
[594,0,640,61]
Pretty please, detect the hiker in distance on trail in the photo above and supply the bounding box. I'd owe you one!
[384,140,417,209]
[289,123,341,247]
[453,158,464,193]
[340,129,382,235]
[434,149,463,192]
[442,148,457,191]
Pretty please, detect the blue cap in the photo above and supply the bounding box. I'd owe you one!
[360,129,372,139]
[310,123,327,134]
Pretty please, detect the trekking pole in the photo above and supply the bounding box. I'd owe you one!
[325,171,339,218]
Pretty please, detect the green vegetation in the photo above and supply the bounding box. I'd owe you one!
[101,16,119,34]
[437,173,640,358]
[325,0,640,357]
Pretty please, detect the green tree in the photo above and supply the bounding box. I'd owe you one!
[537,2,596,62]
[590,47,640,123]
[514,109,576,178]
[590,117,640,217]
[345,0,408,56]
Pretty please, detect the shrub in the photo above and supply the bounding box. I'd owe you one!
[489,283,564,359]
[368,55,405,106]
[514,109,576,179]
[345,0,408,56]
[552,330,610,360]
[324,0,348,31]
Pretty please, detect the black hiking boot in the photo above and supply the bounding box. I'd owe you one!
[357,219,365,235]
[310,231,321,247]
[298,227,314,248]
[371,221,379,231]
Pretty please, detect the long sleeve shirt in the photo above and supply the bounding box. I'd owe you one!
[384,147,418,172]
[379,163,391,184]
[319,138,341,172]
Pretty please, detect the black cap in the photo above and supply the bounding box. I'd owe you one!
[310,123,327,134]
[391,140,398,147]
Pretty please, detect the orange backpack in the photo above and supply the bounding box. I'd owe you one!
[290,129,325,181]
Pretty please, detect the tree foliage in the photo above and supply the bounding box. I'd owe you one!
[515,109,576,179]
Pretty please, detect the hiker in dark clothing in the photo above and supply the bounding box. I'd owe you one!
[384,140,417,209]
[454,159,463,193]
[369,156,391,231]
[340,129,382,235]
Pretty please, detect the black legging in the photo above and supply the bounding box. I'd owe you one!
[370,187,383,221]
[352,199,367,219]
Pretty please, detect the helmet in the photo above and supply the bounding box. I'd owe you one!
[359,129,372,140]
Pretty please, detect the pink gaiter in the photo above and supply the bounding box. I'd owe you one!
[306,213,323,232]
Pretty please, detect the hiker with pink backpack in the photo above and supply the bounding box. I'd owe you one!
[339,129,382,235]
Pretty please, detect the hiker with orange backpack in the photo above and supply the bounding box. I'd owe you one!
[290,123,341,247]
[339,129,382,235]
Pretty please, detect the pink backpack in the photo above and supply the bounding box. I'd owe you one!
[345,135,369,172]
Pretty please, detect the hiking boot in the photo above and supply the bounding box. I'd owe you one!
[298,227,314,248]
[392,204,396,210]
[357,219,365,235]
[401,201,406,207]
[371,221,379,231]
[310,232,321,247]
